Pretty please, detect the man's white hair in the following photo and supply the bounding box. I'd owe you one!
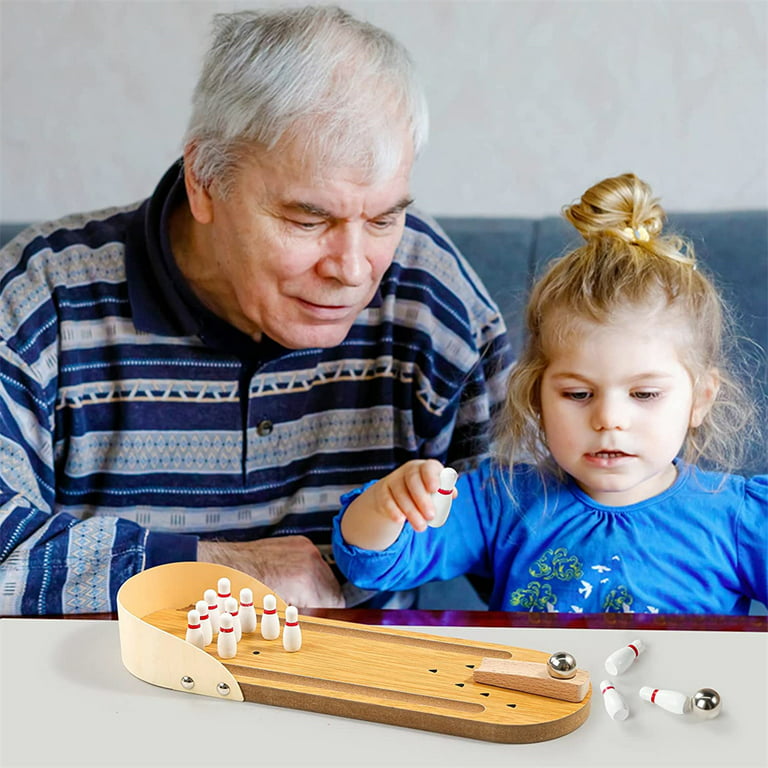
[184,5,429,192]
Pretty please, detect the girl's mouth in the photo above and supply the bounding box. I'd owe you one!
[584,451,635,467]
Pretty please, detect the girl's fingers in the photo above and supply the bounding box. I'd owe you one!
[373,459,450,532]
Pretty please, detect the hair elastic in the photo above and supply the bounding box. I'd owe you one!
[622,226,650,243]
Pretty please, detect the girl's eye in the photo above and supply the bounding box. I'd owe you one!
[564,391,591,401]
[632,391,661,400]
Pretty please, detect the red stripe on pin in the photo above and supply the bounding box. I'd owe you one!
[286,621,298,627]
[199,614,208,620]
[264,609,276,614]
[629,643,639,657]
[241,602,253,607]
[651,689,659,703]
[220,626,234,633]
[188,623,200,629]
[602,685,615,693]
[437,488,452,495]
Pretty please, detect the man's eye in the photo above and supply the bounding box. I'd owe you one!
[369,217,397,230]
[292,220,323,231]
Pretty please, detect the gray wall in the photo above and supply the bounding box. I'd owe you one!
[1,0,766,221]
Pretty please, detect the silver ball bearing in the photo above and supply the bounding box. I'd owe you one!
[692,688,721,719]
[547,651,578,679]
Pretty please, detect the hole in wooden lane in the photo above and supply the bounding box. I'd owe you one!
[455,683,465,688]
[252,651,260,655]
[480,692,490,697]
[506,703,517,708]
[232,667,485,714]
[428,669,438,673]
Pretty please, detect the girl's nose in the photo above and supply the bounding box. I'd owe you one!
[591,394,630,431]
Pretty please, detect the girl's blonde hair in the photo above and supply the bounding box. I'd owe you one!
[494,173,758,480]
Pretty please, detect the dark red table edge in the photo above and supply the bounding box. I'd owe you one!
[2,609,765,632]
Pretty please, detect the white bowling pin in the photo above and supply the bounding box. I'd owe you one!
[216,577,232,615]
[282,606,302,652]
[217,613,237,659]
[427,467,459,528]
[261,594,281,640]
[239,588,258,634]
[204,588,220,634]
[195,599,213,646]
[225,596,242,642]
[185,609,206,649]
[639,686,691,715]
[600,680,629,721]
[605,639,645,675]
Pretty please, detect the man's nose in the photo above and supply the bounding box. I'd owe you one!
[319,225,369,286]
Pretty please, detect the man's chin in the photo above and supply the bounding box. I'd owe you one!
[269,323,355,350]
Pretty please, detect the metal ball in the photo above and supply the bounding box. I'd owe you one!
[692,688,721,719]
[547,651,578,679]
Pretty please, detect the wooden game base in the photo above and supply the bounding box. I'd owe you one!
[117,563,591,743]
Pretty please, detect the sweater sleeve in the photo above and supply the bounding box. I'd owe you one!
[446,326,514,470]
[331,462,500,592]
[0,282,196,615]
[0,492,196,614]
[398,211,515,472]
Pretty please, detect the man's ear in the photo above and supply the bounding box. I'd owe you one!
[182,144,214,225]
[690,368,720,428]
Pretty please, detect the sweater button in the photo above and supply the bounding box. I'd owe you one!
[256,420,273,437]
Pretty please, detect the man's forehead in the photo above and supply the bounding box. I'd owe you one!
[281,195,414,218]
[233,140,414,215]
[271,165,413,217]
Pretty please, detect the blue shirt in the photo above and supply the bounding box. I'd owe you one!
[333,461,768,614]
[0,161,512,614]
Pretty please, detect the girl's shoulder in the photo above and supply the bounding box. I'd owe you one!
[463,460,553,508]
[741,473,768,508]
[682,464,768,512]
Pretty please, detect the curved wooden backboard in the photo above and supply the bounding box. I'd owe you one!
[117,561,286,701]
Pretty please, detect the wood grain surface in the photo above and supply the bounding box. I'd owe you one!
[144,604,592,743]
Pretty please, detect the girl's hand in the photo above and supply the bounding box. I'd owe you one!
[340,459,458,551]
[368,458,448,532]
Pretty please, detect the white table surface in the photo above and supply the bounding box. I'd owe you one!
[0,618,765,768]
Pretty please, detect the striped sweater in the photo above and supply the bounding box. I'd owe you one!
[0,162,513,614]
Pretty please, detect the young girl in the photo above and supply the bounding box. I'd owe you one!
[331,173,767,615]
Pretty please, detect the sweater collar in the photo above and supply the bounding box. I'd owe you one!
[124,160,284,360]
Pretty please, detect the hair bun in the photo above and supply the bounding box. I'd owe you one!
[563,173,666,242]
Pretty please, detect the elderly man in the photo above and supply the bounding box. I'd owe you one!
[0,6,512,614]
